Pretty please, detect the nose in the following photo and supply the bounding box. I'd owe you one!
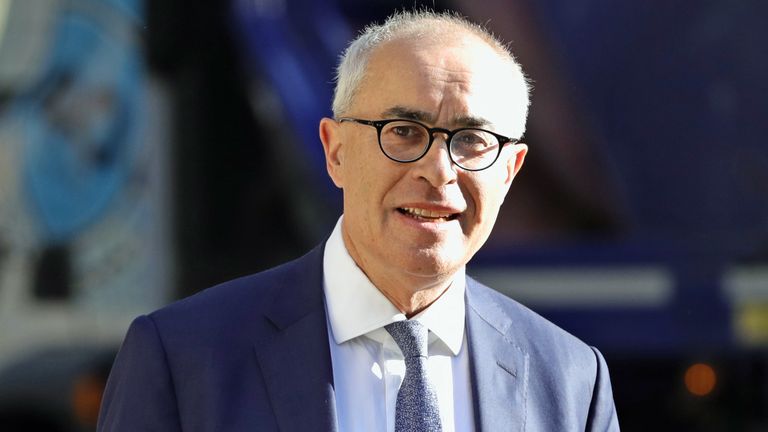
[411,133,458,187]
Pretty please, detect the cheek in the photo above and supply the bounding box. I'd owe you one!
[344,152,393,213]
[466,175,507,225]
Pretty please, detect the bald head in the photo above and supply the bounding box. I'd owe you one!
[332,10,531,132]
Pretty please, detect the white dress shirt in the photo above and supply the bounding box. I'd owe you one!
[323,217,475,432]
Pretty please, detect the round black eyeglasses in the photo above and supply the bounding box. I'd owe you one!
[337,118,521,171]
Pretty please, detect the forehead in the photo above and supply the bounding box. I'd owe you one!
[354,32,526,135]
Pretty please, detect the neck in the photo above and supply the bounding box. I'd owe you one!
[341,219,459,318]
[375,275,453,318]
[341,228,458,317]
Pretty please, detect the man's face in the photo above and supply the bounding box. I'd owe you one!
[321,33,528,292]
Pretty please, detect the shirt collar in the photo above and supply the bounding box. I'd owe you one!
[323,216,466,355]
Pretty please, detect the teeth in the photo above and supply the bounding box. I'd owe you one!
[401,207,454,219]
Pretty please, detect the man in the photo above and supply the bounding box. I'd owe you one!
[98,10,619,431]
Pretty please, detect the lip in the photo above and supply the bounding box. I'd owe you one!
[398,202,465,214]
[395,203,464,225]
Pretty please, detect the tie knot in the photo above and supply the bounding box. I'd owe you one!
[385,320,429,359]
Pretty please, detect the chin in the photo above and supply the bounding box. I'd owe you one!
[400,248,466,279]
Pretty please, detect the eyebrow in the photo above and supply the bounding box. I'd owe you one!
[381,106,435,123]
[381,105,493,129]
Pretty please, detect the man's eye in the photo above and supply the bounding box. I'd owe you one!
[392,126,418,137]
[455,133,487,146]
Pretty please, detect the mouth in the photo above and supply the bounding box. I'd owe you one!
[397,207,461,222]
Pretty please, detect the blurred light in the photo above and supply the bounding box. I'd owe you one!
[72,373,105,427]
[0,1,10,37]
[684,363,717,397]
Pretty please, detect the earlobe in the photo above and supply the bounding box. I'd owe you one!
[319,117,344,188]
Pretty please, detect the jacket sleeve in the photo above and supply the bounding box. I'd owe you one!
[97,315,183,432]
[586,346,620,431]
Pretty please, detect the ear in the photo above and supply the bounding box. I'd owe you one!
[503,143,528,187]
[319,117,344,188]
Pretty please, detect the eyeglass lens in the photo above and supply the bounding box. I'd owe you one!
[379,120,500,170]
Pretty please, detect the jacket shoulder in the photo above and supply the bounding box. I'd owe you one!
[466,276,619,430]
[146,244,325,344]
[466,276,596,361]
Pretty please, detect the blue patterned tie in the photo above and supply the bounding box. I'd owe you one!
[385,320,442,432]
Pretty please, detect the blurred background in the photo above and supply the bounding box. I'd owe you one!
[0,0,766,430]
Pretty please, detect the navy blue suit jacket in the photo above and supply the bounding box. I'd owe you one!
[98,244,619,431]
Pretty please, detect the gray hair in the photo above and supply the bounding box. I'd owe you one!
[331,10,531,121]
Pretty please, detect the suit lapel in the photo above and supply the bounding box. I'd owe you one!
[253,245,338,432]
[465,278,529,432]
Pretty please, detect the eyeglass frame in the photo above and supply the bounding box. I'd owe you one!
[336,117,522,172]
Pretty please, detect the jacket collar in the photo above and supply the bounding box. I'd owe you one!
[465,277,530,431]
[253,244,338,432]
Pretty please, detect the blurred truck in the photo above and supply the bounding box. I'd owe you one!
[0,1,172,430]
